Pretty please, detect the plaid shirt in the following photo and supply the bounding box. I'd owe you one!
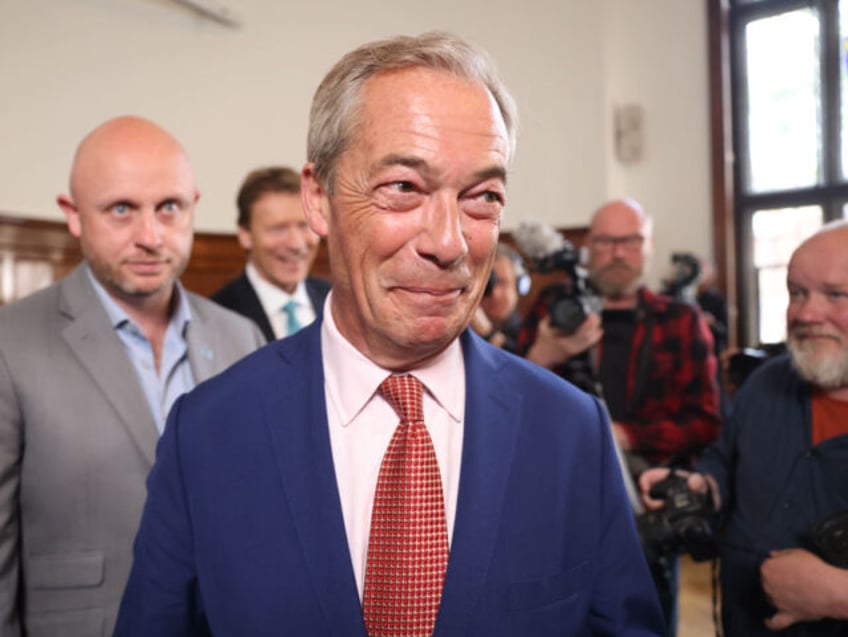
[517,285,720,466]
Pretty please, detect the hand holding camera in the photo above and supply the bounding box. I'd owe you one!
[761,547,848,631]
[526,313,603,369]
[637,468,719,563]
[640,468,720,511]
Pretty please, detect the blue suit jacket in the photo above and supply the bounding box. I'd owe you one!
[116,324,663,636]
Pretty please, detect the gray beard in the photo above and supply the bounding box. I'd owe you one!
[787,336,848,389]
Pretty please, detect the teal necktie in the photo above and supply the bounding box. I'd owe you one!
[282,300,301,336]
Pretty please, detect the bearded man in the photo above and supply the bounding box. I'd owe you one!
[516,198,721,636]
[641,219,848,637]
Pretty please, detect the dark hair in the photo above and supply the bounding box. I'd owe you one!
[236,166,301,228]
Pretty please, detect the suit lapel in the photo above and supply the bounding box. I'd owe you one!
[59,266,158,465]
[184,295,224,383]
[435,332,522,636]
[261,324,367,636]
[260,327,521,636]
[237,275,275,342]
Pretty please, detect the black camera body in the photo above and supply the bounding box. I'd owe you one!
[636,471,717,564]
[803,510,848,569]
[529,241,600,334]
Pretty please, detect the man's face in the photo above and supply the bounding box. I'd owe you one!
[786,228,848,389]
[481,255,519,325]
[302,67,509,369]
[587,203,649,299]
[238,191,320,294]
[61,138,196,306]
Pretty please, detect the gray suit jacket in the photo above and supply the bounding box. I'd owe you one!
[0,264,265,637]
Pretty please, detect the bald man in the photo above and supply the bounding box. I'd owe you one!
[0,116,264,636]
[517,199,720,635]
[642,220,848,636]
[520,199,719,465]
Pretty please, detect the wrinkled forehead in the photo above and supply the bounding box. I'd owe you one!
[356,67,510,152]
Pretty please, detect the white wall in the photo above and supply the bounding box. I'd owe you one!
[602,0,713,285]
[0,0,711,285]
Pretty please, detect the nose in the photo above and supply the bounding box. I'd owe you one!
[135,210,164,249]
[419,194,468,267]
[611,238,630,257]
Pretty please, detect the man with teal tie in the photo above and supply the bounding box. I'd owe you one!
[212,166,331,341]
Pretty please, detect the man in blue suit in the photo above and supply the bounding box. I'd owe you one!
[115,31,664,636]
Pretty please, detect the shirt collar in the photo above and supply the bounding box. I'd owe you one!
[246,262,310,315]
[320,291,464,428]
[85,265,192,334]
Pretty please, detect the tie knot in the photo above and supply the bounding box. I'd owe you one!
[378,374,424,423]
[282,300,297,314]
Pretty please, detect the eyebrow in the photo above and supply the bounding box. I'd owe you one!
[374,154,507,185]
[474,165,508,185]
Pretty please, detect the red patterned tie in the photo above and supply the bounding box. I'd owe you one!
[362,374,449,637]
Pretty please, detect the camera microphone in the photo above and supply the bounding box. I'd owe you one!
[512,221,567,260]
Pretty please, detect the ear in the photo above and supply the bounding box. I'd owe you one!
[57,194,82,238]
[236,225,252,251]
[300,163,329,238]
[643,234,654,258]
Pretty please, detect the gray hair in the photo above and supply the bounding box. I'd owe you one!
[306,31,518,193]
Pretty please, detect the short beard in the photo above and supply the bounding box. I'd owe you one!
[589,263,643,299]
[787,332,848,389]
[88,254,187,304]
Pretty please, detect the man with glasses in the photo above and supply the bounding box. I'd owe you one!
[517,198,721,636]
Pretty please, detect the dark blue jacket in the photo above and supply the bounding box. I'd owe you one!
[698,355,848,636]
[115,325,664,636]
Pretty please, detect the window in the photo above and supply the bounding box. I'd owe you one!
[730,0,848,345]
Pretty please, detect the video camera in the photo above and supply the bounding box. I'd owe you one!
[661,252,701,302]
[636,470,717,564]
[513,221,601,334]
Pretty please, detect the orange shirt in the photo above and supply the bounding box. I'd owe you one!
[811,391,848,445]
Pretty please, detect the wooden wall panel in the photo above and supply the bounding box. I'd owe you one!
[0,213,82,303]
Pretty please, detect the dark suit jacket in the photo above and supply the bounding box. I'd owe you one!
[211,272,331,342]
[115,325,663,636]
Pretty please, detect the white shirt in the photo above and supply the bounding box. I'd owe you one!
[321,292,465,600]
[245,262,316,339]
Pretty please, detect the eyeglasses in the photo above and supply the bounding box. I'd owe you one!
[589,234,645,252]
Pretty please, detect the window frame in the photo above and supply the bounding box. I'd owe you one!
[715,0,848,345]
